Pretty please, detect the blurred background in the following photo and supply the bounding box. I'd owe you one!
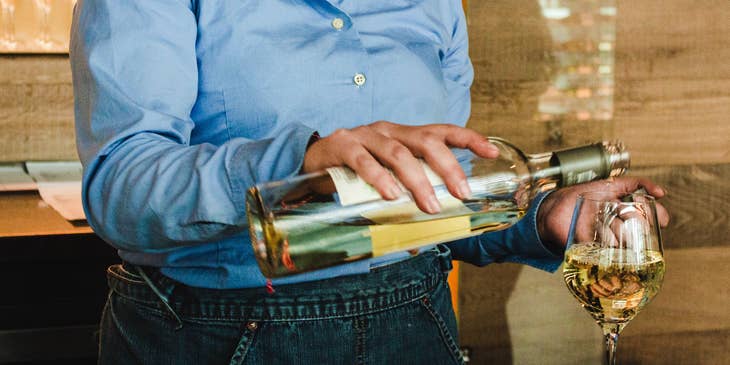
[0,0,728,364]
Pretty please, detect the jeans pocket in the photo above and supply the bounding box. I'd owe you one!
[106,264,165,312]
[107,264,145,284]
[419,294,464,365]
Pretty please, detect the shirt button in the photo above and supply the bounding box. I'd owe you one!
[332,17,345,30]
[353,73,366,86]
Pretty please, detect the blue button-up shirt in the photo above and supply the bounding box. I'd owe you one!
[71,0,562,289]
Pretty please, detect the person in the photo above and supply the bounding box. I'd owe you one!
[70,1,669,364]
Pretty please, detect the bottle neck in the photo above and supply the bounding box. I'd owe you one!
[528,142,630,191]
[527,152,562,193]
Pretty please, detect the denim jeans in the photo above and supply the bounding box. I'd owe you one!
[98,246,464,365]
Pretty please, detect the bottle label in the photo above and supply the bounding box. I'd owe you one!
[553,144,609,186]
[326,160,446,207]
[325,166,382,206]
[369,215,471,257]
[564,169,599,185]
[326,162,470,225]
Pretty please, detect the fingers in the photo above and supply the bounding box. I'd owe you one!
[359,129,441,213]
[302,124,442,214]
[655,201,670,227]
[537,175,672,249]
[419,141,471,201]
[607,177,666,198]
[590,276,621,297]
[344,144,403,201]
[303,122,497,215]
[590,282,612,297]
[303,128,402,201]
[590,274,643,298]
[333,128,407,202]
[601,177,671,227]
[381,122,499,159]
[438,125,500,159]
[379,123,497,202]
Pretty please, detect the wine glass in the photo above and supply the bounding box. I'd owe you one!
[563,190,665,364]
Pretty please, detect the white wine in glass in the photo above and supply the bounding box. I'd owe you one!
[563,191,665,364]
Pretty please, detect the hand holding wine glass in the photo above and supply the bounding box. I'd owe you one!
[562,189,666,365]
[536,177,669,253]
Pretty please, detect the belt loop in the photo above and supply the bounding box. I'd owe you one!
[135,266,184,330]
[435,244,453,275]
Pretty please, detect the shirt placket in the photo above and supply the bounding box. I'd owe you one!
[312,0,374,127]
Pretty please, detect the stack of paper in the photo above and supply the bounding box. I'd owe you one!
[0,164,38,191]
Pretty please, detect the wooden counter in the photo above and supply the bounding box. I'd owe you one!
[0,191,92,238]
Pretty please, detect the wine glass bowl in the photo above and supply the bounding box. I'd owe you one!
[563,190,665,364]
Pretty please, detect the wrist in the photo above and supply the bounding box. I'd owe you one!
[301,131,321,174]
[306,131,320,149]
[536,191,564,254]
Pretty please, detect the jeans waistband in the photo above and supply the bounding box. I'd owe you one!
[107,246,453,323]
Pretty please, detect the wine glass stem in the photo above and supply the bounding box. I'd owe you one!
[604,328,619,365]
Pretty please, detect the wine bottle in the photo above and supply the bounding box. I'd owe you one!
[246,137,630,278]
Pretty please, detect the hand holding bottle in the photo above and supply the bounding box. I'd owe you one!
[302,121,500,214]
[536,177,670,252]
[250,134,631,277]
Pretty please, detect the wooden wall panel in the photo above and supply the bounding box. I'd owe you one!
[633,164,730,248]
[0,56,77,162]
[461,0,730,364]
[466,0,610,153]
[613,1,730,166]
[468,0,610,152]
[467,0,730,164]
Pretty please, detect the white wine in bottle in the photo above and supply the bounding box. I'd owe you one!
[246,137,630,278]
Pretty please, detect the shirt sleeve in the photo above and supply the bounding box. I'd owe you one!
[442,0,474,126]
[70,0,316,252]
